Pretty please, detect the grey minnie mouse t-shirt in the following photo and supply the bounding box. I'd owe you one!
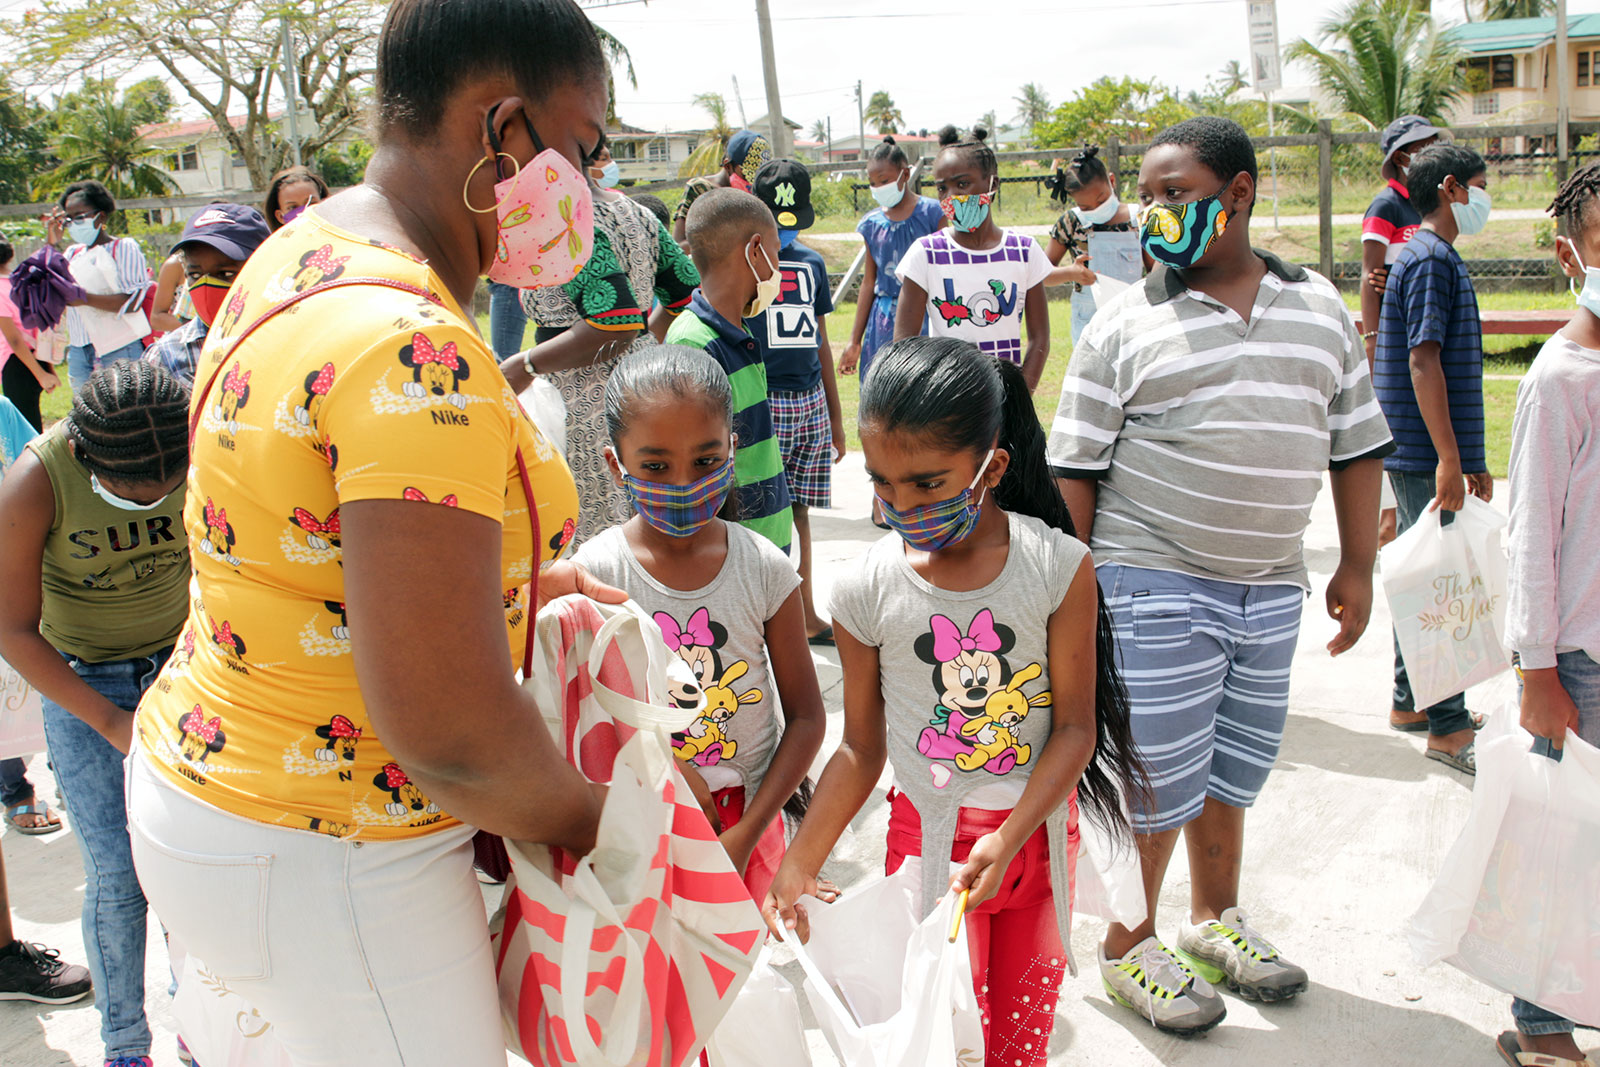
[829,510,1089,935]
[576,522,800,795]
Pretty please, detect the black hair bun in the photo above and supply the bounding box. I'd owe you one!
[971,126,989,142]
[937,124,961,147]
[882,135,896,145]
[1074,145,1099,164]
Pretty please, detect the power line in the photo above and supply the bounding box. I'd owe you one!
[595,0,1240,24]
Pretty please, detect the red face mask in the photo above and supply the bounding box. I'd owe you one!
[188,276,231,327]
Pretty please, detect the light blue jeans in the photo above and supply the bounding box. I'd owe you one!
[486,280,528,360]
[40,645,171,1060]
[1511,649,1600,1036]
[67,338,147,394]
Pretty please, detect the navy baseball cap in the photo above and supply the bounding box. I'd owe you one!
[754,159,814,230]
[176,203,271,261]
[1381,116,1446,175]
[725,129,772,184]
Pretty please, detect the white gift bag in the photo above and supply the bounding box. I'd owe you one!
[0,652,45,760]
[170,953,293,1067]
[788,860,984,1067]
[1409,705,1600,1026]
[1380,494,1512,709]
[518,375,568,458]
[703,945,811,1067]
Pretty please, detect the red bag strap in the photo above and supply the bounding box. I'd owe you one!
[515,447,543,679]
[188,277,441,439]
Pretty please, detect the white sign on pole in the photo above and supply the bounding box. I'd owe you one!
[1247,1,1282,92]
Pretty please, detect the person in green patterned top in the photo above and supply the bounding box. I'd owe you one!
[502,154,701,550]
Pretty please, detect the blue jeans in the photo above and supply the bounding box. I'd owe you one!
[67,338,147,394]
[40,645,171,1059]
[1389,470,1473,735]
[1512,648,1600,1035]
[0,757,32,808]
[486,281,528,359]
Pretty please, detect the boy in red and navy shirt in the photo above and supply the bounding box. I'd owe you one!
[1360,116,1444,364]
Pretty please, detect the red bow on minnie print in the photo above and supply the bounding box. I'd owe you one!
[309,363,335,396]
[180,706,221,743]
[326,715,361,740]
[204,500,228,530]
[293,507,341,537]
[410,333,460,370]
[931,609,1003,663]
[222,364,250,396]
[381,762,410,789]
[303,245,351,275]
[655,607,713,652]
[402,488,458,507]
[210,619,240,652]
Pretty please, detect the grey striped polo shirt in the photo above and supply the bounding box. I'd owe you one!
[1048,251,1394,589]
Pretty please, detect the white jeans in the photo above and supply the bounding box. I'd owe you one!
[127,753,506,1067]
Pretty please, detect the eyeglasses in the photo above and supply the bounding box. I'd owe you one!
[61,211,100,223]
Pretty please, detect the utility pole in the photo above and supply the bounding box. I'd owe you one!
[856,81,864,163]
[1558,0,1571,193]
[279,18,303,166]
[731,75,748,130]
[827,116,833,163]
[753,0,789,156]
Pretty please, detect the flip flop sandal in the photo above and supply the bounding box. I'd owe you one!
[808,626,836,647]
[1497,1030,1599,1067]
[1426,739,1477,775]
[5,802,62,836]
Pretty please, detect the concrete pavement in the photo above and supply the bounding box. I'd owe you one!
[0,452,1562,1066]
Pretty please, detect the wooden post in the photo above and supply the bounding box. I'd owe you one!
[1107,135,1122,192]
[1317,119,1334,280]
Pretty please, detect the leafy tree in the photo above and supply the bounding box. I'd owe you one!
[593,24,637,128]
[122,77,174,126]
[1034,76,1193,149]
[19,0,382,191]
[809,118,827,144]
[1473,0,1552,16]
[0,76,55,202]
[977,110,998,136]
[864,90,903,135]
[1013,83,1052,136]
[1285,0,1464,128]
[40,80,177,207]
[680,92,733,177]
[314,139,373,187]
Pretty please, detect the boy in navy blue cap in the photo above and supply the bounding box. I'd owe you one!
[145,203,271,387]
[750,158,844,643]
[673,130,773,247]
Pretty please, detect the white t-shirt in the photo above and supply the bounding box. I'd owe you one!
[895,228,1052,365]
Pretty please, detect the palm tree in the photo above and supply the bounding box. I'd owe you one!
[1472,0,1552,16]
[1285,0,1465,128]
[1218,60,1248,94]
[593,24,638,127]
[864,90,903,135]
[42,83,176,204]
[809,118,827,144]
[680,92,733,177]
[1013,83,1052,136]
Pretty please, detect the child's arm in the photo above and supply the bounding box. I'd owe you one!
[763,621,886,935]
[0,318,56,392]
[815,317,845,460]
[1020,282,1050,392]
[952,556,1099,907]
[893,278,927,341]
[1325,457,1382,657]
[839,254,877,375]
[1055,478,1097,543]
[721,590,826,875]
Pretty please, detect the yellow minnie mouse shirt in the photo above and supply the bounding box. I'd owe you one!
[136,210,579,840]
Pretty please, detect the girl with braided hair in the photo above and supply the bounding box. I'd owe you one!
[0,359,188,1067]
[1042,145,1148,342]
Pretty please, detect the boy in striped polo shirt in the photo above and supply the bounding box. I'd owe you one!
[1048,117,1393,1035]
[666,188,794,553]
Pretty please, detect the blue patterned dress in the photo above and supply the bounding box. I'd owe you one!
[855,195,944,377]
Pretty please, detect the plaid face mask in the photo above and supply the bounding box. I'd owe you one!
[880,449,994,551]
[619,456,735,538]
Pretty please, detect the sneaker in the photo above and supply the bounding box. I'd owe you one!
[104,1058,153,1067]
[1176,907,1309,1002]
[176,1035,197,1066]
[0,939,92,1004]
[1099,935,1226,1035]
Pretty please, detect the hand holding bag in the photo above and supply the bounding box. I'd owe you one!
[0,652,45,760]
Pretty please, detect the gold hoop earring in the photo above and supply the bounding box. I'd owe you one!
[463,152,520,214]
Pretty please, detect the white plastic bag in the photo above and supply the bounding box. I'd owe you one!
[788,859,984,1067]
[170,952,293,1067]
[518,376,568,458]
[703,945,810,1067]
[1380,494,1511,709]
[0,653,45,760]
[1409,707,1600,1026]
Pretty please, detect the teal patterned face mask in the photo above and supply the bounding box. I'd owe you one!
[940,178,996,233]
[1139,186,1230,269]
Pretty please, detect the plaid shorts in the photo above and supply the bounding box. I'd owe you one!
[769,384,832,509]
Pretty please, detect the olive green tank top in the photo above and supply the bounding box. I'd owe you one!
[27,426,188,662]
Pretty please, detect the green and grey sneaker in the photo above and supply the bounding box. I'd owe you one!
[1098,936,1226,1036]
[1176,907,1309,1003]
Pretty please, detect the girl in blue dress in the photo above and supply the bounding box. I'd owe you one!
[840,136,944,382]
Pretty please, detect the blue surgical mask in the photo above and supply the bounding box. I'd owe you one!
[597,160,621,190]
[1446,184,1492,236]
[1074,192,1121,227]
[90,473,170,512]
[68,217,101,246]
[879,449,994,552]
[1568,245,1600,319]
[778,227,799,249]
[871,173,907,210]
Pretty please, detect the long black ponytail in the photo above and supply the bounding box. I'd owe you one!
[861,337,1148,843]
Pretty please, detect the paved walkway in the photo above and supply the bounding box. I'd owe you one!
[0,454,1561,1066]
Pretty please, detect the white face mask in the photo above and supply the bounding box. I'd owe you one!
[90,473,170,512]
[1569,243,1600,319]
[871,171,907,210]
[1073,192,1121,227]
[743,242,781,318]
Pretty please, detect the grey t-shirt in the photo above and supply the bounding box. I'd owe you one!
[829,511,1090,945]
[576,522,801,794]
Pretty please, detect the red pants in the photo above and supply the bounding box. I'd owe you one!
[712,786,786,904]
[885,791,1079,1067]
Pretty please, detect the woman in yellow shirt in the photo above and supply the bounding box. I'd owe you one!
[126,1,619,1063]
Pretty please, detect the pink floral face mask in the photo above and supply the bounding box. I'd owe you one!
[467,112,594,288]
